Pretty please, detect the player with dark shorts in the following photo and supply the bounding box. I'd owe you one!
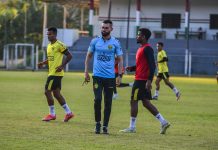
[38,27,74,122]
[152,42,181,101]
[131,80,152,101]
[45,76,63,90]
[120,28,170,134]
[157,72,169,79]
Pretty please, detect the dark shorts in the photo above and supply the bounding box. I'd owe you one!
[92,76,115,100]
[131,80,152,101]
[115,73,123,78]
[157,72,170,80]
[45,76,63,90]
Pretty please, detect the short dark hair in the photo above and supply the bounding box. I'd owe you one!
[48,27,57,35]
[138,28,151,40]
[157,42,164,47]
[103,20,113,25]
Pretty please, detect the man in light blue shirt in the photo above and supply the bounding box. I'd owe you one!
[85,20,123,134]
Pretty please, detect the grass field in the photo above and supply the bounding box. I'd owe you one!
[0,71,218,150]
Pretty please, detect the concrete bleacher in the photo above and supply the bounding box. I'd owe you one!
[69,37,218,75]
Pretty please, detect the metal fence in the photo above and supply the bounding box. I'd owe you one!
[68,50,218,76]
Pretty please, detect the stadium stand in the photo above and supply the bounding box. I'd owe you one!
[69,37,218,75]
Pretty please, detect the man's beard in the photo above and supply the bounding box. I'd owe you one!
[136,39,141,43]
[101,31,110,37]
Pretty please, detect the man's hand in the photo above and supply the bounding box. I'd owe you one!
[56,65,64,72]
[125,66,131,72]
[146,80,152,91]
[37,62,44,69]
[84,72,90,83]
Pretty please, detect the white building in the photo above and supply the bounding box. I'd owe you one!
[92,0,218,40]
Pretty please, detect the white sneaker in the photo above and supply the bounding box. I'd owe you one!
[152,95,158,100]
[113,93,118,100]
[176,92,181,101]
[129,83,133,87]
[160,122,170,134]
[119,127,136,133]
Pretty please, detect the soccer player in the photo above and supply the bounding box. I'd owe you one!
[38,27,74,122]
[84,20,123,134]
[152,42,181,101]
[120,28,170,134]
[113,57,133,100]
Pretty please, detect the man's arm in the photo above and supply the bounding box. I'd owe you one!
[126,66,136,72]
[38,60,48,68]
[84,51,93,82]
[144,47,156,81]
[63,50,72,66]
[158,57,168,63]
[116,55,123,86]
[116,55,123,75]
[56,50,72,72]
[144,47,156,91]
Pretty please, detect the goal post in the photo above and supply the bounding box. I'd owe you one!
[3,43,35,70]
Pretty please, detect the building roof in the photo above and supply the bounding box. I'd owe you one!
[40,0,99,8]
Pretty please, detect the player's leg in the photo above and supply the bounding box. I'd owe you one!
[143,99,170,134]
[163,73,181,100]
[120,81,139,133]
[141,83,170,134]
[152,75,162,100]
[42,76,56,121]
[52,76,74,122]
[119,101,138,133]
[117,75,133,87]
[163,78,175,89]
[93,76,103,134]
[113,81,118,100]
[113,75,118,99]
[102,78,115,134]
[118,83,132,87]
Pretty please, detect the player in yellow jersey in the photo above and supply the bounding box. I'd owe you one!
[38,27,74,122]
[152,42,181,101]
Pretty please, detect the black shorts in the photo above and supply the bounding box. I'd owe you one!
[131,80,152,101]
[157,72,170,80]
[92,76,115,100]
[45,76,63,90]
[115,73,123,78]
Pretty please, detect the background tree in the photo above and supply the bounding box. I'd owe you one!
[0,0,90,59]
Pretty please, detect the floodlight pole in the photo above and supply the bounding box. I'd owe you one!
[63,5,67,28]
[107,0,112,20]
[136,0,141,34]
[42,2,47,47]
[125,0,131,68]
[36,45,39,71]
[185,0,191,76]
[89,0,94,36]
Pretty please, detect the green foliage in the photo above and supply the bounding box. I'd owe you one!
[0,1,90,59]
[0,0,43,58]
[0,0,19,21]
[0,71,218,150]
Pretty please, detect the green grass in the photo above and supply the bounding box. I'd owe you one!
[0,71,218,150]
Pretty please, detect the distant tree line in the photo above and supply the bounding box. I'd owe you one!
[0,0,89,58]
